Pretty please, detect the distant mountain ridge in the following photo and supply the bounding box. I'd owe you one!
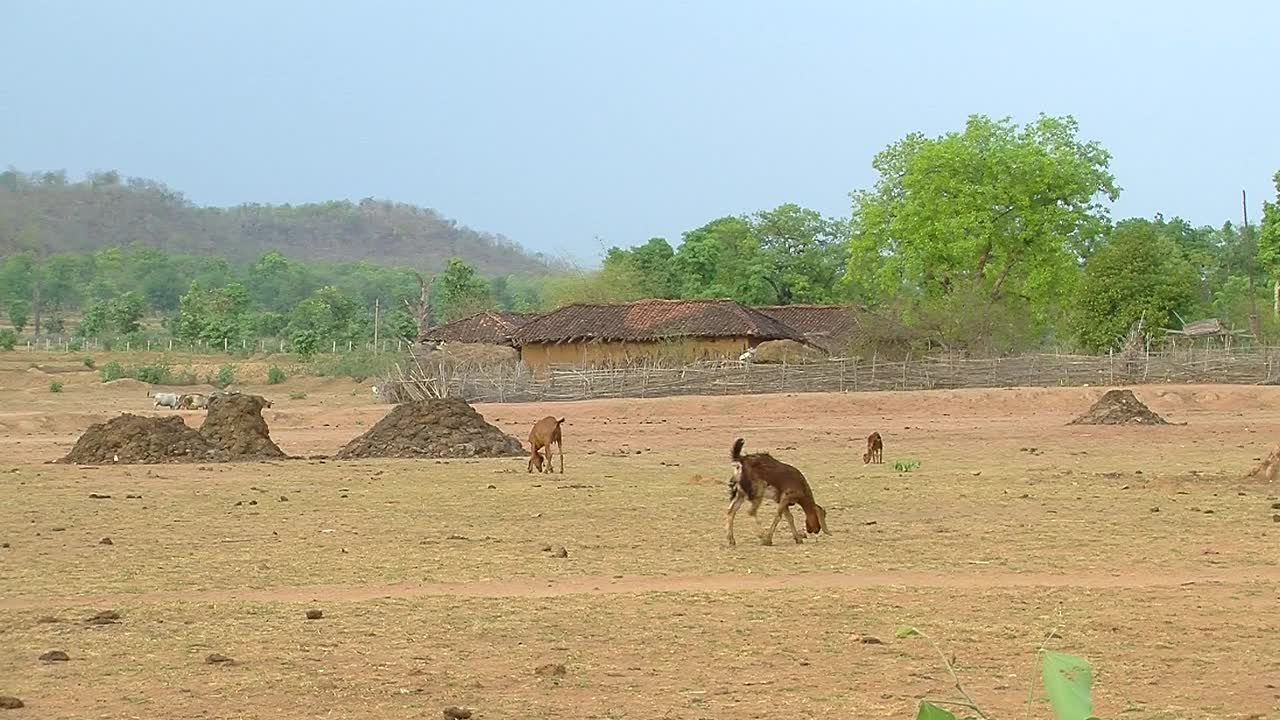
[0,168,556,274]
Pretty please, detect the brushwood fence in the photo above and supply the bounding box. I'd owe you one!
[383,347,1280,404]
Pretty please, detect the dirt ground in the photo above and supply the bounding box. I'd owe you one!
[1,352,1278,719]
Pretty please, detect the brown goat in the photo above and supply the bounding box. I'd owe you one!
[725,438,829,546]
[863,431,883,464]
[527,416,565,474]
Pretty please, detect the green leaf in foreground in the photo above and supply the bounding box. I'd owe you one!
[1041,650,1099,720]
[896,625,921,639]
[915,701,957,720]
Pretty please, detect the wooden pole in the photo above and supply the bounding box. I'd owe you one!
[1244,190,1262,339]
[373,298,380,354]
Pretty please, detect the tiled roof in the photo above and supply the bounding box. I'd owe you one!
[757,304,862,354]
[510,299,806,345]
[420,312,537,345]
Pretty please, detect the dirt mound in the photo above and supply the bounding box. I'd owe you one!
[1068,389,1169,426]
[58,414,228,464]
[1246,446,1280,482]
[200,393,286,460]
[334,398,525,459]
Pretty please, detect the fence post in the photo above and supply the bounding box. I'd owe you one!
[348,340,353,352]
[224,338,228,352]
[169,338,173,351]
[839,359,845,393]
[332,340,337,353]
[1109,349,1114,385]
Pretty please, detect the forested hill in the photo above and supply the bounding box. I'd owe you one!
[0,169,554,275]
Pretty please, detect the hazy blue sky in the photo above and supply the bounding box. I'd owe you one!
[5,1,1277,265]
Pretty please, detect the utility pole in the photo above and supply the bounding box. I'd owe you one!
[1244,190,1261,340]
[373,298,380,353]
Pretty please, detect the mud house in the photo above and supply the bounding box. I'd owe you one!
[509,299,809,371]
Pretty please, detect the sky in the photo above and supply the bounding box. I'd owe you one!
[4,0,1278,266]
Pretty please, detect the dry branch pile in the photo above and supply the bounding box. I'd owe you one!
[1068,389,1169,426]
[335,398,524,459]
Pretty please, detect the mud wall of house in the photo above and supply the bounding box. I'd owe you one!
[519,337,751,370]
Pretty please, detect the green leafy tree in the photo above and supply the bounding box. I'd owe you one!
[174,282,253,343]
[848,114,1119,350]
[7,299,29,332]
[0,329,16,350]
[435,257,495,322]
[1259,170,1280,321]
[107,291,145,335]
[1072,219,1198,350]
[749,204,849,304]
[286,286,366,344]
[601,238,681,299]
[671,217,774,303]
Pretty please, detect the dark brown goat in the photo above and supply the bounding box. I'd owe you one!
[863,431,883,464]
[527,416,565,474]
[724,438,829,546]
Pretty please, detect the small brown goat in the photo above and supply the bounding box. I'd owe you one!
[863,431,883,464]
[725,438,829,546]
[527,416,565,474]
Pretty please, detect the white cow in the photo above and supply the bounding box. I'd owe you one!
[150,391,180,410]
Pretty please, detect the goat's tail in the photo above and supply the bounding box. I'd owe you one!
[556,418,565,426]
[731,438,745,462]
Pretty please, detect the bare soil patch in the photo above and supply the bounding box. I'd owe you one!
[334,398,524,459]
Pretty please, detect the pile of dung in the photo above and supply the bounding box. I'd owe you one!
[334,398,525,459]
[200,393,286,460]
[1068,389,1169,426]
[58,414,228,464]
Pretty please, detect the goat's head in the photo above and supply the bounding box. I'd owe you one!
[862,451,870,464]
[528,451,545,474]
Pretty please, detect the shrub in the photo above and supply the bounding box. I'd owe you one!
[49,381,63,393]
[893,459,921,473]
[212,364,235,389]
[81,357,96,369]
[0,329,17,351]
[288,391,308,400]
[132,363,172,385]
[266,366,287,385]
[98,361,126,382]
[310,352,398,380]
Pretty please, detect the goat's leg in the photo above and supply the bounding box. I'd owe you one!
[752,504,783,543]
[781,506,803,544]
[557,439,564,474]
[725,495,745,546]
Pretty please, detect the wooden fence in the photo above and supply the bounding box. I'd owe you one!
[381,347,1280,405]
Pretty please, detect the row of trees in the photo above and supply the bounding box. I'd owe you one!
[593,115,1280,353]
[2,113,1278,355]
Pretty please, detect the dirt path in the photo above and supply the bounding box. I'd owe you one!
[5,567,1279,609]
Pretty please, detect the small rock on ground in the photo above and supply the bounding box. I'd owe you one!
[305,609,323,620]
[0,696,24,709]
[442,707,473,720]
[39,650,70,662]
[858,636,884,645]
[88,493,112,499]
[99,537,113,545]
[86,610,120,625]
[535,662,567,678]
[205,653,234,664]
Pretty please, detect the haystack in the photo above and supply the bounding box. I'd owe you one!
[200,393,286,460]
[750,339,827,364]
[334,398,525,459]
[1068,389,1168,425]
[58,414,228,464]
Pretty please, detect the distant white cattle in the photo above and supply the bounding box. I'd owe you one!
[150,391,180,410]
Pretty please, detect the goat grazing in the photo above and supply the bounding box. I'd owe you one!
[863,431,883,464]
[725,438,829,546]
[176,393,208,410]
[527,416,565,474]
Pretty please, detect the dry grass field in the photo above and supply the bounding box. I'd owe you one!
[1,352,1279,719]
